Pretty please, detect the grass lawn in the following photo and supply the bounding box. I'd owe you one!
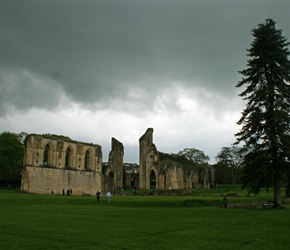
[0,188,289,250]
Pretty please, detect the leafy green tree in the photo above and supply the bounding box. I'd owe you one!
[215,146,243,187]
[178,148,210,166]
[159,148,210,168]
[0,132,24,186]
[158,151,192,165]
[235,19,290,208]
[214,163,234,185]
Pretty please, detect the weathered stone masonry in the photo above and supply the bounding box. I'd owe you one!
[21,134,125,195]
[21,134,103,195]
[21,129,215,195]
[102,137,124,192]
[138,128,215,190]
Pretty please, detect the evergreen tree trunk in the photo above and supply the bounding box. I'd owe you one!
[273,173,282,208]
[231,169,235,188]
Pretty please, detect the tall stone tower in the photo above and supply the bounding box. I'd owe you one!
[108,137,124,189]
[139,128,159,189]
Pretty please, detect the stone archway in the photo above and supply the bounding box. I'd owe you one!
[105,167,114,178]
[150,169,156,189]
[43,141,54,167]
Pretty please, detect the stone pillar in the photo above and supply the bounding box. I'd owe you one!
[108,137,124,189]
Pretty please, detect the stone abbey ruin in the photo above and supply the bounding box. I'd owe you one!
[21,128,215,195]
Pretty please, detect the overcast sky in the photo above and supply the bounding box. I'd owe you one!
[0,1,289,164]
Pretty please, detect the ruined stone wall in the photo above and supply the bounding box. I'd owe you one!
[123,172,139,189]
[101,175,115,194]
[21,130,215,195]
[21,167,101,195]
[23,134,102,171]
[139,128,201,190]
[108,137,124,189]
[139,128,159,189]
[21,134,103,195]
[198,167,216,188]
[138,128,215,190]
[149,162,199,190]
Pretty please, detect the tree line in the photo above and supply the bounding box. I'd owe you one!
[0,132,25,187]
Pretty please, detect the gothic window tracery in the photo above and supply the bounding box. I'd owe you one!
[65,147,71,168]
[85,150,90,170]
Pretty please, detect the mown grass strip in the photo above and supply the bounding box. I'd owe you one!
[0,189,289,250]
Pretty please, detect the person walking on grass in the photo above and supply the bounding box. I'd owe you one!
[223,196,228,208]
[106,191,111,203]
[96,190,101,202]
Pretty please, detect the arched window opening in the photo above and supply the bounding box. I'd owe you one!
[109,172,114,178]
[65,148,71,168]
[43,144,49,165]
[150,170,156,189]
[84,150,90,170]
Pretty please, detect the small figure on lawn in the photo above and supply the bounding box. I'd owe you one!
[96,190,101,202]
[223,196,228,208]
[106,191,111,203]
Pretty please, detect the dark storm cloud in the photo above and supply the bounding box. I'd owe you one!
[0,69,65,116]
[0,1,289,116]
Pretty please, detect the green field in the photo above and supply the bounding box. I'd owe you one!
[0,188,289,250]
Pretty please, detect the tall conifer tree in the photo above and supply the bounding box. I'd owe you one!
[236,19,290,208]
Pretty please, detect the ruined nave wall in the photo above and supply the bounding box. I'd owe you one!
[21,167,101,195]
[21,134,103,195]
